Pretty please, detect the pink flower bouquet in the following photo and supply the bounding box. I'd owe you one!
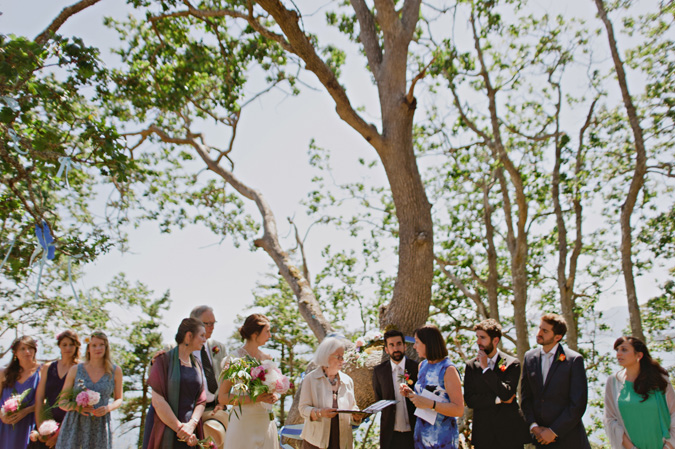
[1,388,31,418]
[75,389,101,408]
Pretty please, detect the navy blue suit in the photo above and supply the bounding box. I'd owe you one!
[520,345,591,449]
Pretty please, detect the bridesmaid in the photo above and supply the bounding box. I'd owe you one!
[30,330,81,448]
[0,336,41,449]
[217,314,280,449]
[56,331,123,449]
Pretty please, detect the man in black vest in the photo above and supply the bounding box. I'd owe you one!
[372,330,418,449]
[521,313,591,449]
[464,319,530,449]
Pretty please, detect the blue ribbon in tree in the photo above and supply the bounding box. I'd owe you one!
[56,157,82,190]
[30,221,56,300]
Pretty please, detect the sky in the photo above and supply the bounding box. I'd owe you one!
[1,0,669,352]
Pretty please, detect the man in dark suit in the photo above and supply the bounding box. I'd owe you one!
[372,329,418,449]
[465,319,530,449]
[521,313,591,449]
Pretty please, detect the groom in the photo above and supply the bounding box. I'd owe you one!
[372,329,418,449]
[520,313,591,448]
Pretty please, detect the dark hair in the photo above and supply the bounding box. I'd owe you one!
[474,319,502,341]
[614,336,669,402]
[383,329,405,346]
[2,336,38,389]
[239,314,270,341]
[175,318,205,345]
[541,313,567,338]
[57,330,81,363]
[414,325,448,361]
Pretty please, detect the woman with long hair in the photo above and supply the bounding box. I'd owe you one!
[217,314,280,449]
[144,317,208,448]
[0,336,41,448]
[400,325,464,449]
[604,336,675,449]
[30,330,81,448]
[56,331,123,449]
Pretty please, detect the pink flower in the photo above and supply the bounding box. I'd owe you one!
[1,397,19,414]
[75,391,90,407]
[38,420,59,436]
[86,390,101,406]
[251,365,266,381]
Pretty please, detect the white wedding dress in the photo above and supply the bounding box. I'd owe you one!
[223,347,280,449]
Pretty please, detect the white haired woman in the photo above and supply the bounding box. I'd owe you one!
[298,337,362,449]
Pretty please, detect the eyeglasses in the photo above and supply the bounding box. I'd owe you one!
[203,321,217,327]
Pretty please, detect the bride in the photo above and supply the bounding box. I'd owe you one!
[217,314,280,449]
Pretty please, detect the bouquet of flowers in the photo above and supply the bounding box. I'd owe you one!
[220,356,292,419]
[0,388,32,422]
[346,330,384,367]
[58,379,100,413]
[179,435,217,449]
[29,419,60,444]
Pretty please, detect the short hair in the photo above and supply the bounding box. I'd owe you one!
[239,314,270,341]
[541,313,567,338]
[313,337,346,368]
[190,305,213,319]
[414,325,448,361]
[175,317,205,345]
[383,329,405,346]
[474,319,502,341]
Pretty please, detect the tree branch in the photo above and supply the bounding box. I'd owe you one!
[34,0,104,46]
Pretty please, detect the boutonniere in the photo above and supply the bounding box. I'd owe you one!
[497,358,507,372]
[398,369,414,386]
[557,353,566,362]
[212,346,221,355]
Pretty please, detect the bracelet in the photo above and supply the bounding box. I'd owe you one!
[432,401,436,410]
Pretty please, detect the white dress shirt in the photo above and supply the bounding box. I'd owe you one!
[530,343,560,432]
[193,342,216,403]
[390,357,412,432]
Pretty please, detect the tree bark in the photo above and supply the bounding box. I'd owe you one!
[594,0,647,341]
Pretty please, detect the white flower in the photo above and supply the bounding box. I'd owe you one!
[38,420,59,436]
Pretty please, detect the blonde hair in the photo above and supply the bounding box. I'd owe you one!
[85,331,113,374]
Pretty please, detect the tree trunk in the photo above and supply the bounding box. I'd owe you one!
[594,0,647,341]
[482,176,500,321]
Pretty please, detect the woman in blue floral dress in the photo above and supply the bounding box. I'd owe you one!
[56,331,123,449]
[400,325,464,449]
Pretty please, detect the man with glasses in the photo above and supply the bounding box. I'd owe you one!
[189,305,228,448]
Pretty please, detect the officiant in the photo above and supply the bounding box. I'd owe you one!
[372,329,418,449]
[298,337,362,449]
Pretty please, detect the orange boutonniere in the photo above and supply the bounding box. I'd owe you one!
[497,358,507,372]
[558,353,566,362]
[398,370,414,386]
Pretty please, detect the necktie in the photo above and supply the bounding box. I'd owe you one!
[542,352,553,382]
[201,345,219,394]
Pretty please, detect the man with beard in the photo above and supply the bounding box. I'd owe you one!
[464,319,530,449]
[521,313,591,449]
[372,329,418,449]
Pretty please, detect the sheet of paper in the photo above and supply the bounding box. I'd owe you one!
[413,389,447,425]
[336,399,398,414]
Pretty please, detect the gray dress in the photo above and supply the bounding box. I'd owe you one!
[56,364,115,449]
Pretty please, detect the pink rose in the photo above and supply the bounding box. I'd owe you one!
[2,397,19,413]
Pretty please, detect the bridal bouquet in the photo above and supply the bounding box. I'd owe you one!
[0,388,32,420]
[220,356,291,420]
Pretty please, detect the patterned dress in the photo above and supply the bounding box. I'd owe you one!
[0,368,40,449]
[55,364,116,449]
[414,358,459,449]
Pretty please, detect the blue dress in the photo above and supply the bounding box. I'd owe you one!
[55,364,116,449]
[0,367,40,449]
[414,358,459,449]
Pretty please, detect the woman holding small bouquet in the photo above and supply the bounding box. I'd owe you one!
[29,330,81,448]
[0,336,41,449]
[145,317,208,448]
[56,331,123,449]
[218,314,281,449]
